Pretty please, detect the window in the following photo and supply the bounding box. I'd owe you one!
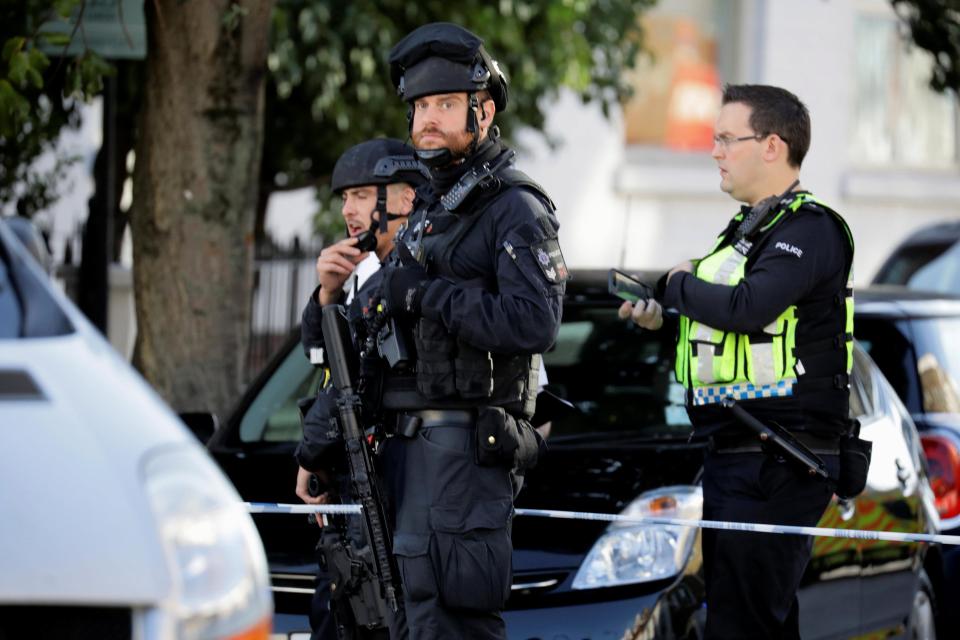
[855,319,918,412]
[880,242,960,295]
[873,240,958,291]
[912,318,960,414]
[851,13,959,168]
[850,344,877,420]
[543,309,689,440]
[622,0,740,151]
[239,345,321,443]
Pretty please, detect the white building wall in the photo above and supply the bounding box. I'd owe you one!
[517,0,960,283]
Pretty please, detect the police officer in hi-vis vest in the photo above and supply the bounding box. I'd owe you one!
[621,84,854,638]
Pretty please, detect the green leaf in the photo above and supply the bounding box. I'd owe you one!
[60,51,115,100]
[28,68,44,88]
[2,37,26,63]
[8,51,29,88]
[39,32,72,48]
[27,47,50,74]
[0,79,31,137]
[65,65,83,98]
[53,0,79,20]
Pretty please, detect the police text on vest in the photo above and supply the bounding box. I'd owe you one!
[775,242,803,258]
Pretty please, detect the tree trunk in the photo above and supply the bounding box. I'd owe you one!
[130,0,274,418]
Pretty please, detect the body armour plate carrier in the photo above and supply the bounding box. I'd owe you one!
[379,167,555,419]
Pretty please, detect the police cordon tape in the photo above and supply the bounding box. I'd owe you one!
[245,502,960,546]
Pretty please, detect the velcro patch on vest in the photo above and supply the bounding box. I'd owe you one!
[531,238,569,284]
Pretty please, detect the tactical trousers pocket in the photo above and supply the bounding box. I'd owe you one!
[393,533,437,604]
[429,498,512,612]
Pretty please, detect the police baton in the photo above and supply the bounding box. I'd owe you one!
[721,397,830,479]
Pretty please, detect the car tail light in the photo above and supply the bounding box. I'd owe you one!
[921,434,960,520]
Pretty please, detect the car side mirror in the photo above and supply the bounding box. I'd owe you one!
[179,412,219,444]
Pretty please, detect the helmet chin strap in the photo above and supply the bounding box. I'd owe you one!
[376,184,389,234]
[415,147,455,169]
[464,92,482,157]
[371,184,405,235]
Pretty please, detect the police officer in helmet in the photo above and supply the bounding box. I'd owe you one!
[368,22,568,639]
[295,138,426,640]
[621,84,855,638]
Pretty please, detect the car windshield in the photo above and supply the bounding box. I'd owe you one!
[874,241,960,294]
[542,307,690,440]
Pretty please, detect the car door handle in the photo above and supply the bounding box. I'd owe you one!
[837,498,856,521]
[896,459,910,487]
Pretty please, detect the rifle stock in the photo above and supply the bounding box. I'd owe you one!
[321,304,401,613]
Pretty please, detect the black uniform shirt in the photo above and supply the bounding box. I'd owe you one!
[662,200,852,436]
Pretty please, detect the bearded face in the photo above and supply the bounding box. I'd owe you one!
[411,93,476,162]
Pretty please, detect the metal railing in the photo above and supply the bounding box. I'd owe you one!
[246,236,325,381]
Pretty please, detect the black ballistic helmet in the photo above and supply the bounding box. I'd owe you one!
[330,138,427,194]
[389,23,508,112]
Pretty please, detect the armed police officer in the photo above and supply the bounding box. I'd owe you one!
[359,22,567,639]
[294,138,426,640]
[620,85,854,638]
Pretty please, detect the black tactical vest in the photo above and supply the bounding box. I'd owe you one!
[379,166,556,419]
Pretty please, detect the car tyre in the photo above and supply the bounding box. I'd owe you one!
[907,569,937,640]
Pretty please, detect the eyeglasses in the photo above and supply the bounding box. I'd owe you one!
[712,133,765,148]
[712,132,789,149]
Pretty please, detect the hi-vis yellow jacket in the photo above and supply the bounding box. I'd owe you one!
[674,192,854,407]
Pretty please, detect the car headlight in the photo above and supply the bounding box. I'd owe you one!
[572,485,702,590]
[144,445,272,639]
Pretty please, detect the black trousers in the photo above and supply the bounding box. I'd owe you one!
[381,424,513,640]
[701,450,839,639]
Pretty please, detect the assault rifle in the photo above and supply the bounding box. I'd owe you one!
[321,304,402,613]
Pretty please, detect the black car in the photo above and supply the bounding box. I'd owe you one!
[855,286,960,633]
[873,221,960,294]
[204,271,942,639]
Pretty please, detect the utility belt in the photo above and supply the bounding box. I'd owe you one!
[709,404,871,500]
[712,430,841,455]
[386,409,476,437]
[384,407,541,471]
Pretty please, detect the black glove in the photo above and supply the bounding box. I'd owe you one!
[382,261,432,318]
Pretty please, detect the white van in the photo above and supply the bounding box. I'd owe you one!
[0,217,272,639]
